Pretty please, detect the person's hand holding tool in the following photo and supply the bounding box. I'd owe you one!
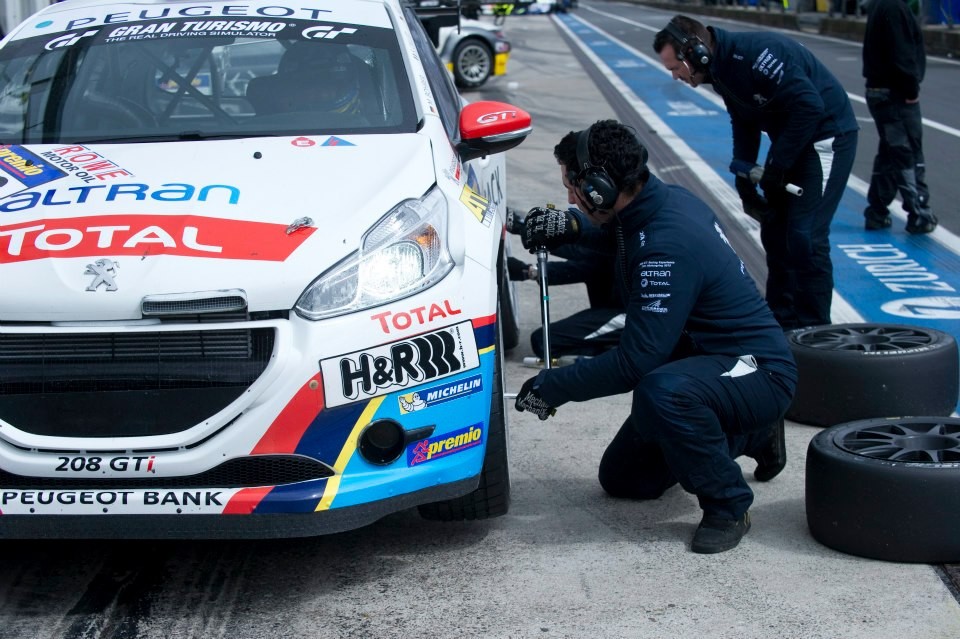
[729,159,803,197]
[734,176,771,223]
[514,376,556,420]
[521,206,581,252]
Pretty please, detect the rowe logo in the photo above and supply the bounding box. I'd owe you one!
[320,321,481,408]
[0,215,314,263]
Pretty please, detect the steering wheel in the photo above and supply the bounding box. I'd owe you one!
[68,92,158,131]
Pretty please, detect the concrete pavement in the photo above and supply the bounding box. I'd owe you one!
[493,12,960,636]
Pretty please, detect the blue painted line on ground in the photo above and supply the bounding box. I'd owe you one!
[558,13,960,332]
[559,12,960,411]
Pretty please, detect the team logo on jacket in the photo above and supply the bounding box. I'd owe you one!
[321,321,480,408]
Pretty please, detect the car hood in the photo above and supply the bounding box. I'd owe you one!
[0,135,439,321]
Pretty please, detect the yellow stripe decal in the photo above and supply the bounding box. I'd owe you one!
[478,345,495,356]
[315,396,385,512]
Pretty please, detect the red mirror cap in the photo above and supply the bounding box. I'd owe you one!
[460,101,532,140]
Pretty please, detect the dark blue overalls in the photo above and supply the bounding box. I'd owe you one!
[533,176,797,519]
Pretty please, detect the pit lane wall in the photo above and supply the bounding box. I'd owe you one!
[620,1,960,59]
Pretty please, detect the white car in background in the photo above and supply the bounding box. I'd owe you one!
[0,0,530,539]
[436,18,510,89]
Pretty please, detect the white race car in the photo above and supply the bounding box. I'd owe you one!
[0,0,531,538]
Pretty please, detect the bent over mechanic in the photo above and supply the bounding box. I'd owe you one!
[654,15,858,330]
[514,120,798,554]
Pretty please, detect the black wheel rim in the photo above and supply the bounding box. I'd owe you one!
[795,325,933,352]
[838,420,960,463]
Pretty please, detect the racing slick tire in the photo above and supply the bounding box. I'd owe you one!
[805,417,960,563]
[418,312,511,521]
[498,241,521,351]
[784,323,958,427]
[452,38,493,89]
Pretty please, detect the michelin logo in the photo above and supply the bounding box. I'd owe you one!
[398,374,483,414]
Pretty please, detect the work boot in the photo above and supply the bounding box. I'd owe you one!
[905,213,938,235]
[864,207,891,230]
[752,418,786,482]
[691,512,751,554]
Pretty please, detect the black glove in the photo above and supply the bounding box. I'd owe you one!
[735,176,771,223]
[758,164,786,199]
[514,376,556,421]
[507,256,532,281]
[521,206,581,252]
[505,208,526,235]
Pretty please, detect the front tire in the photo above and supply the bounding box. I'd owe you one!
[498,240,520,351]
[417,312,510,521]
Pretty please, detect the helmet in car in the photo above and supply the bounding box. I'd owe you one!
[278,42,361,115]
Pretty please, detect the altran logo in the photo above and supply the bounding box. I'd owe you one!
[45,30,98,51]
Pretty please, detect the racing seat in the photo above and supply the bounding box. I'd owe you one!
[246,42,372,124]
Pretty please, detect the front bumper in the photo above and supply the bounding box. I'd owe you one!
[0,265,500,536]
[0,477,478,539]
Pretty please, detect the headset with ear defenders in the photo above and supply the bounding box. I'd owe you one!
[663,21,712,72]
[572,126,619,210]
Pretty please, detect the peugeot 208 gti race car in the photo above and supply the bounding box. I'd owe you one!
[0,0,531,538]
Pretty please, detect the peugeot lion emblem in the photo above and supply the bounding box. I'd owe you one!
[84,259,119,292]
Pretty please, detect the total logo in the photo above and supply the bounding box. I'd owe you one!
[1,215,314,263]
[371,300,461,334]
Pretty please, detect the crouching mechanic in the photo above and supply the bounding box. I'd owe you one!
[515,120,798,553]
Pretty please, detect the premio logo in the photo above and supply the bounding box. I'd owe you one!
[407,423,484,467]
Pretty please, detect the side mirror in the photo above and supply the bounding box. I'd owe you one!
[457,101,532,163]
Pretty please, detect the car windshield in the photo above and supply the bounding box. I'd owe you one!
[0,18,419,144]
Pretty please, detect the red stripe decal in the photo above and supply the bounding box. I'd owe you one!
[472,313,496,328]
[251,373,324,454]
[1,214,315,264]
[223,486,273,514]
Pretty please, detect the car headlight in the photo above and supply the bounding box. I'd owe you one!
[295,187,453,321]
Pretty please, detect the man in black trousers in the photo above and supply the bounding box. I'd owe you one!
[862,0,937,234]
[654,15,859,331]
